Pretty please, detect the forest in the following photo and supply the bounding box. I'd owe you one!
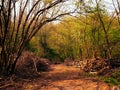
[0,0,120,89]
[26,0,120,60]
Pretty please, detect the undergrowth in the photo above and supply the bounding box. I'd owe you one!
[101,77,120,87]
[80,71,120,87]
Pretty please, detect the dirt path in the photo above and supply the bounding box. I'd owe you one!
[22,64,119,90]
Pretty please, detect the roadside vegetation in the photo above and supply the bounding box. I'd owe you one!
[0,0,120,89]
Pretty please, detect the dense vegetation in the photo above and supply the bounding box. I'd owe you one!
[27,3,120,61]
[1,1,120,89]
[0,0,120,77]
[0,0,73,75]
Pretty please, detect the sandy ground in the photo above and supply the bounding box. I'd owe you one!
[21,64,120,90]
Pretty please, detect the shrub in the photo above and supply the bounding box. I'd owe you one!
[15,51,51,77]
[111,70,120,82]
[102,77,120,86]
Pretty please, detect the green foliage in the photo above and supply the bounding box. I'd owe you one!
[102,77,120,86]
[28,12,120,60]
[43,46,62,62]
[1,0,78,76]
[111,70,120,82]
[25,0,120,63]
[25,42,38,53]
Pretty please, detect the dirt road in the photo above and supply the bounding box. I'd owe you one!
[23,64,119,90]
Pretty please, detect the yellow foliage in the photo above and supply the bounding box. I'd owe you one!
[43,0,52,4]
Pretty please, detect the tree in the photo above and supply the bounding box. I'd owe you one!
[112,0,120,24]
[75,0,120,59]
[0,0,73,76]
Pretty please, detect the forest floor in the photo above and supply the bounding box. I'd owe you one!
[0,64,120,90]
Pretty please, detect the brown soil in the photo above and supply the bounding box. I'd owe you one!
[0,64,120,90]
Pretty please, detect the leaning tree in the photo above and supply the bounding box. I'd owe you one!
[0,0,74,76]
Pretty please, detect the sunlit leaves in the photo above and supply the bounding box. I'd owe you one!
[26,0,120,60]
[43,0,52,4]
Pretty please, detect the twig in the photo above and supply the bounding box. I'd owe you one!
[0,83,13,89]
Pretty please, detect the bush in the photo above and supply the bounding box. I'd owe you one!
[102,77,120,86]
[36,58,51,72]
[109,58,120,68]
[64,58,74,66]
[15,51,51,77]
[111,70,120,82]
